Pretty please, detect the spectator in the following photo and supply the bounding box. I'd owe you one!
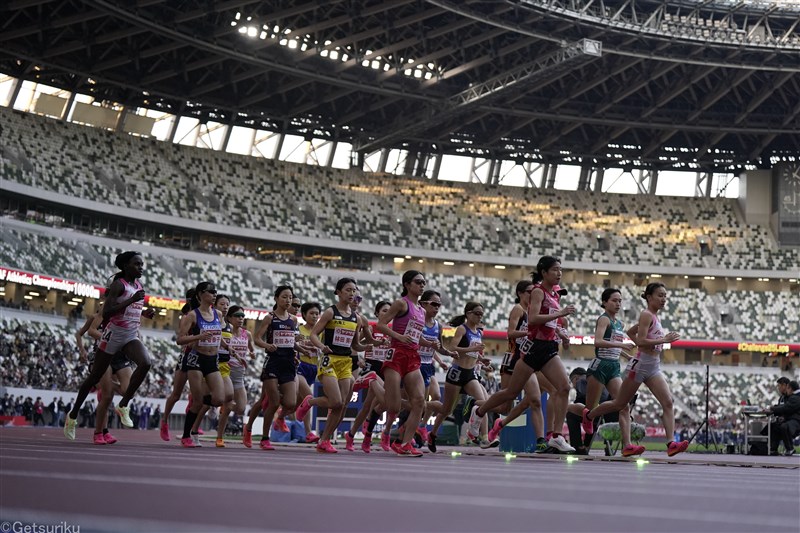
[765,380,800,456]
[32,397,45,426]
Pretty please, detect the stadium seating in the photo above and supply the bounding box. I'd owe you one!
[1,107,797,273]
[1,223,791,342]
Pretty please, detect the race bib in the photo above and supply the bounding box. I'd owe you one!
[124,301,143,323]
[198,326,221,348]
[447,367,461,382]
[589,358,601,371]
[518,337,533,356]
[624,358,640,374]
[611,331,625,343]
[333,326,355,348]
[404,319,424,343]
[273,330,295,348]
[465,339,482,359]
[501,352,513,367]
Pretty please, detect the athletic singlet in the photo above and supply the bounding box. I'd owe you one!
[390,296,425,350]
[527,283,561,342]
[107,279,143,330]
[218,321,232,363]
[419,320,440,365]
[266,312,297,358]
[366,330,390,362]
[458,325,483,363]
[194,308,222,352]
[298,323,321,365]
[640,313,665,356]
[507,309,528,356]
[227,328,249,368]
[323,305,358,357]
[595,312,625,361]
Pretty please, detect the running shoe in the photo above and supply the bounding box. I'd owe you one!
[273,416,290,433]
[416,425,430,443]
[547,435,576,453]
[622,444,646,457]
[63,415,77,441]
[191,433,202,447]
[667,440,690,457]
[159,420,170,442]
[259,439,275,451]
[393,442,422,457]
[481,435,501,449]
[784,448,796,456]
[534,438,549,453]
[361,432,372,453]
[197,428,204,435]
[353,371,378,392]
[316,440,338,453]
[180,437,196,448]
[380,432,392,452]
[103,432,118,445]
[243,427,252,448]
[115,404,133,428]
[93,433,106,445]
[427,433,438,453]
[216,438,226,448]
[305,431,320,444]
[294,395,312,422]
[466,405,483,441]
[581,407,594,435]
[345,431,355,452]
[487,418,504,444]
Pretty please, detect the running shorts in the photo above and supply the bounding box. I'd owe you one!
[587,358,621,385]
[97,325,139,355]
[297,361,317,385]
[218,361,231,379]
[363,358,384,378]
[625,355,661,384]
[445,365,478,390]
[183,351,219,376]
[522,339,559,372]
[229,365,246,390]
[317,354,353,381]
[420,362,435,388]
[110,352,132,374]
[381,346,421,378]
[500,351,520,376]
[261,356,297,385]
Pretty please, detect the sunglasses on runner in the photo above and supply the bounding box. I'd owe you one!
[423,301,441,308]
[231,313,245,318]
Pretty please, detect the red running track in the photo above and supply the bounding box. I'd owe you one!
[1,427,798,532]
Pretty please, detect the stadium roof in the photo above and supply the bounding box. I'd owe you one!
[1,0,799,171]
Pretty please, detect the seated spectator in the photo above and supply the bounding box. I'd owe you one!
[766,380,800,456]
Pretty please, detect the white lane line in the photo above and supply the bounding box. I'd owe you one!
[1,469,793,529]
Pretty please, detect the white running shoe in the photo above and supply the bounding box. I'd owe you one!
[191,433,202,447]
[115,404,133,428]
[547,435,575,453]
[466,405,483,441]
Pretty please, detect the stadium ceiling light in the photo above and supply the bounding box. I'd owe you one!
[393,257,405,263]
[468,263,475,267]
[650,274,662,278]
[704,276,716,280]
[28,292,40,296]
[405,255,412,259]
[736,277,743,281]
[443,261,455,266]
[597,271,609,276]
[494,265,506,270]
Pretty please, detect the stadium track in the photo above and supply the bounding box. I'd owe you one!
[1,428,798,533]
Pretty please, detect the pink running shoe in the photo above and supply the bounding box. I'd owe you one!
[488,418,504,444]
[197,428,204,435]
[416,425,430,443]
[316,440,338,453]
[353,371,378,392]
[243,428,253,448]
[345,431,355,451]
[622,444,646,457]
[273,417,290,433]
[380,432,392,452]
[259,439,275,451]
[159,420,170,442]
[581,408,594,435]
[93,433,106,445]
[294,395,312,423]
[180,437,196,448]
[305,432,320,444]
[667,440,690,457]
[394,442,422,457]
[103,432,118,445]
[361,433,372,453]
